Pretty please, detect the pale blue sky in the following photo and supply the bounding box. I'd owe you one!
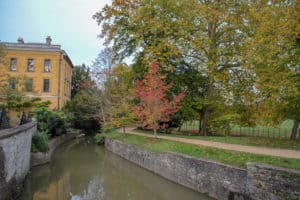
[0,0,111,66]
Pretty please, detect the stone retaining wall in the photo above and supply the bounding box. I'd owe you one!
[105,138,300,200]
[0,122,36,200]
[31,132,76,167]
[247,163,300,200]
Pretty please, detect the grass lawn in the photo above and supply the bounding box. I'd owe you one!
[134,129,300,150]
[106,131,300,171]
[181,119,299,138]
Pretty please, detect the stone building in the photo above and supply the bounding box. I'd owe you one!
[0,36,73,110]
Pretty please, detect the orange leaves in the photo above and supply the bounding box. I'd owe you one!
[133,61,184,130]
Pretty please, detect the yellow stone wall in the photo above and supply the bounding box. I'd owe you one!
[0,49,72,110]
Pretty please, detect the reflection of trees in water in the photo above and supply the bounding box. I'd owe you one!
[70,177,105,200]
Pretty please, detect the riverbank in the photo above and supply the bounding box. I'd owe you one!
[107,131,300,170]
[22,137,208,200]
[105,133,300,200]
[31,132,77,167]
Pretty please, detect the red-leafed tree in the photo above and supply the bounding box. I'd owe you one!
[133,61,185,136]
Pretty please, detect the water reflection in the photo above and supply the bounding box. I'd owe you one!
[22,138,211,200]
[33,173,70,200]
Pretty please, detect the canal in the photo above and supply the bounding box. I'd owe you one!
[22,137,212,200]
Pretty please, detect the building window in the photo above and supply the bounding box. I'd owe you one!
[9,78,16,89]
[43,79,50,92]
[25,79,33,91]
[44,59,51,72]
[27,59,34,72]
[10,58,17,71]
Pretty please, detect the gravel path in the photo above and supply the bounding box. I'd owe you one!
[123,127,300,159]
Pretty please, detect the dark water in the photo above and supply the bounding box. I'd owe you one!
[22,138,212,200]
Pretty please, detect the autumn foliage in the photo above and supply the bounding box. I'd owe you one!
[133,62,184,135]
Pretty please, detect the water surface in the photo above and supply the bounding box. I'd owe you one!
[22,138,212,200]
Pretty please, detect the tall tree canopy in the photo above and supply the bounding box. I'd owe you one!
[95,0,300,138]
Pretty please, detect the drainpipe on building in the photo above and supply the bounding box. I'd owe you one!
[57,56,62,110]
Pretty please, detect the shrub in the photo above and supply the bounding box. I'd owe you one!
[31,131,49,152]
[31,107,68,138]
[94,133,105,145]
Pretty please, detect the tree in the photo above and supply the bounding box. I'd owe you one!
[109,64,135,133]
[92,47,117,129]
[95,0,300,137]
[64,86,103,133]
[0,76,50,114]
[133,62,184,136]
[71,64,93,98]
[67,64,103,133]
[244,1,300,139]
[94,0,253,135]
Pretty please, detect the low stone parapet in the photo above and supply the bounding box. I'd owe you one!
[0,122,36,200]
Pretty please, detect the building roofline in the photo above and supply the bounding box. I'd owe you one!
[1,42,61,52]
[61,50,74,68]
[0,40,74,68]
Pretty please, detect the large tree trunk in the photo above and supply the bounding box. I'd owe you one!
[198,111,204,135]
[177,123,182,132]
[200,81,214,136]
[290,120,299,140]
[201,107,210,136]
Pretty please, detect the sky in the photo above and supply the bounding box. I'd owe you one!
[0,0,111,66]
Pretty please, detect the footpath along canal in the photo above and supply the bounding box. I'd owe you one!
[21,137,212,200]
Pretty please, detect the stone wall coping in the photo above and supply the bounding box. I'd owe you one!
[247,162,300,175]
[0,121,37,140]
[167,151,246,171]
[108,138,246,171]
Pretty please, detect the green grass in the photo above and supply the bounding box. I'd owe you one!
[135,129,300,150]
[181,119,299,138]
[106,131,300,171]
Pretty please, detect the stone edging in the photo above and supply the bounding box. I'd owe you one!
[31,132,76,167]
[105,138,300,200]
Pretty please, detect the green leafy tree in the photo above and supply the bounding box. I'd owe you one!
[0,77,50,115]
[110,63,135,133]
[244,1,300,139]
[95,0,252,135]
[95,0,300,138]
[64,86,103,133]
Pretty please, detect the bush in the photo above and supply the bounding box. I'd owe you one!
[63,93,101,134]
[31,131,49,152]
[31,107,68,138]
[94,133,105,145]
